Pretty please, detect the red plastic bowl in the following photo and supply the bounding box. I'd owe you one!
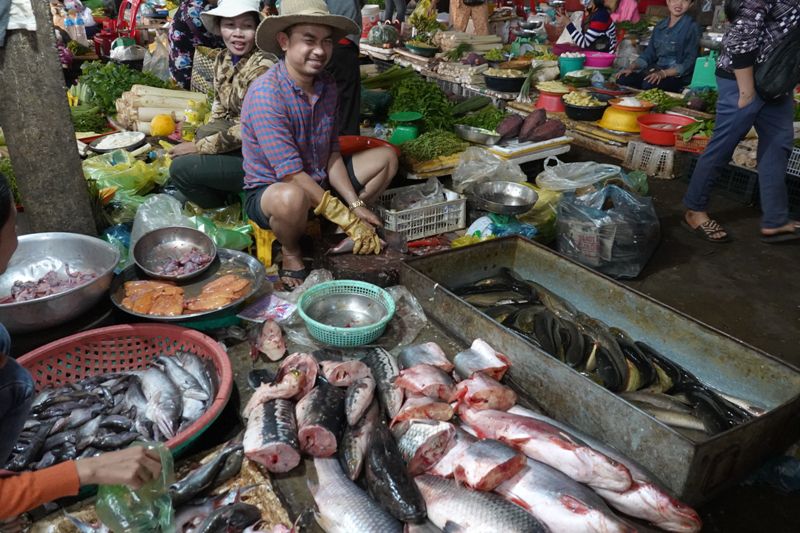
[339,135,401,157]
[637,113,697,146]
[536,92,567,113]
[584,52,616,68]
[17,324,233,455]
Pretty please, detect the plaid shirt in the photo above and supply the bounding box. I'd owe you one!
[241,60,340,189]
[718,0,800,73]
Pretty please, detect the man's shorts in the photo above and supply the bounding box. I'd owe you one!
[245,155,363,230]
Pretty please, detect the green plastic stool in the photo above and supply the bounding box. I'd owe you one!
[689,52,718,90]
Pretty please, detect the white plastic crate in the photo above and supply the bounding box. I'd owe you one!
[787,147,800,178]
[623,141,675,180]
[375,184,466,241]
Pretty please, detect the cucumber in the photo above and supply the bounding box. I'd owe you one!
[451,96,493,117]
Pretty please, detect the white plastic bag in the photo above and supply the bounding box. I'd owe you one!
[535,156,622,192]
[144,35,170,81]
[452,147,527,194]
[130,194,194,251]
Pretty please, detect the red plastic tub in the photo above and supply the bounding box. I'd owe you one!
[536,91,567,113]
[637,113,697,146]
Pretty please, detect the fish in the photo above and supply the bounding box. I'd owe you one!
[460,407,632,492]
[391,395,453,428]
[461,291,532,308]
[66,406,103,430]
[295,381,346,457]
[452,439,526,491]
[576,314,629,393]
[309,457,403,533]
[243,352,319,419]
[319,359,372,387]
[256,319,286,361]
[507,405,702,532]
[619,391,693,414]
[195,502,262,533]
[157,355,209,402]
[428,427,476,478]
[397,343,454,372]
[672,382,751,433]
[363,347,404,419]
[139,366,183,439]
[339,401,379,480]
[487,303,525,325]
[176,351,217,399]
[214,445,245,487]
[94,431,139,450]
[453,338,510,381]
[244,399,301,473]
[345,374,375,426]
[453,372,517,411]
[529,281,578,319]
[394,364,456,402]
[396,420,455,476]
[610,328,656,391]
[495,460,635,533]
[634,404,709,433]
[415,474,548,533]
[365,422,427,523]
[453,269,537,299]
[5,422,52,471]
[405,521,442,533]
[170,440,244,507]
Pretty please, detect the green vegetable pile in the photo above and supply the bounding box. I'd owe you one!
[401,131,468,162]
[637,88,684,113]
[617,19,652,36]
[445,43,472,62]
[70,104,108,133]
[679,119,715,141]
[362,66,415,90]
[0,157,22,205]
[484,48,506,62]
[456,106,507,131]
[67,41,92,55]
[389,77,453,132]
[78,61,167,114]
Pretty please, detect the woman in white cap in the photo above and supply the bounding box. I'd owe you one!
[240,0,399,289]
[168,0,277,208]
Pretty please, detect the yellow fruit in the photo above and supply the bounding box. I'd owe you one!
[150,114,176,137]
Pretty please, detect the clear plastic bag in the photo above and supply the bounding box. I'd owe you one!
[452,148,527,194]
[382,286,428,348]
[536,156,622,192]
[367,23,400,47]
[95,442,175,533]
[556,185,660,279]
[390,178,445,210]
[130,194,194,251]
[83,150,170,195]
[101,223,132,273]
[187,214,252,251]
[143,34,170,81]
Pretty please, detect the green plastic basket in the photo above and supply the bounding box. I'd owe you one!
[297,280,396,347]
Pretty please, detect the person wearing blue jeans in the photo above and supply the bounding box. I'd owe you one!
[682,0,800,244]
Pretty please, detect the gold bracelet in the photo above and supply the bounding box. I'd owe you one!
[349,199,366,211]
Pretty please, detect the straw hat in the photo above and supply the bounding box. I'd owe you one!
[200,0,264,35]
[255,0,360,54]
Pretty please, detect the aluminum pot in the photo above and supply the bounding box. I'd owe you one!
[0,233,119,333]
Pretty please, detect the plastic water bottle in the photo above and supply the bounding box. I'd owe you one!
[73,12,89,46]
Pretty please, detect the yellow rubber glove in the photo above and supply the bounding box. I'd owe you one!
[314,191,382,255]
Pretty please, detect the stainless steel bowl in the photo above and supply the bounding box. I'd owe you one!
[133,226,217,281]
[469,181,539,215]
[304,293,389,328]
[0,233,120,333]
[454,124,502,146]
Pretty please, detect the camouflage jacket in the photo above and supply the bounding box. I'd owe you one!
[195,49,276,154]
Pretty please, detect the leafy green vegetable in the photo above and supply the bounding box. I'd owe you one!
[389,77,453,132]
[0,157,22,205]
[456,106,507,131]
[445,43,472,62]
[484,48,505,61]
[401,130,468,162]
[78,61,167,114]
[679,119,715,141]
[70,104,108,132]
[362,66,415,90]
[617,20,652,36]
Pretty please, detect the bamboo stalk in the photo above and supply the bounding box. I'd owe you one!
[130,85,206,101]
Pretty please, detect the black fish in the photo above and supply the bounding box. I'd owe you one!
[43,430,78,453]
[99,415,133,432]
[93,431,139,450]
[295,381,346,457]
[170,440,243,507]
[533,309,560,357]
[195,502,261,533]
[247,368,276,390]
[453,268,537,300]
[610,328,656,391]
[365,421,427,523]
[484,303,523,324]
[34,451,57,470]
[213,445,245,486]
[51,443,77,462]
[6,422,52,471]
[243,399,301,473]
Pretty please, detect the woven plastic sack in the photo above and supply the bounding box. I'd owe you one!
[556,185,660,279]
[452,147,526,194]
[536,156,621,192]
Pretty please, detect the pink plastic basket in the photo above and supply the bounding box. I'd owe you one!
[17,323,233,454]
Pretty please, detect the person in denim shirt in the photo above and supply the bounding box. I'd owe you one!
[616,0,699,92]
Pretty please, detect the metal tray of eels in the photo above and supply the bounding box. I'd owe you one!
[400,236,800,504]
[110,248,266,321]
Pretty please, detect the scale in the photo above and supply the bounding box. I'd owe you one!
[389,111,422,146]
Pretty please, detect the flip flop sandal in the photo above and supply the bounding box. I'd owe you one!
[278,268,308,291]
[760,227,800,244]
[681,219,731,243]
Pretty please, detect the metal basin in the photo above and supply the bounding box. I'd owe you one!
[304,294,388,328]
[133,226,217,281]
[470,181,539,215]
[454,124,502,146]
[0,233,120,333]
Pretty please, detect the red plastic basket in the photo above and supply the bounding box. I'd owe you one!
[17,324,232,455]
[675,134,710,154]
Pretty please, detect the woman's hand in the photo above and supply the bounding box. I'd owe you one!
[75,446,162,490]
[737,90,755,109]
[643,69,667,85]
[170,141,198,158]
[352,206,383,228]
[617,66,635,78]
[555,11,570,27]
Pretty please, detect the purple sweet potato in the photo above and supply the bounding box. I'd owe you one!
[518,109,547,141]
[522,119,567,143]
[496,115,524,140]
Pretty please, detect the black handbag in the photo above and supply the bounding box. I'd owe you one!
[754,22,800,100]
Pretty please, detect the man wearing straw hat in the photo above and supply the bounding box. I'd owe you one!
[240,0,398,289]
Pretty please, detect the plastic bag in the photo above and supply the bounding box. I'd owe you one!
[101,223,132,273]
[488,213,538,239]
[184,201,245,227]
[143,34,170,82]
[536,156,622,192]
[130,194,194,251]
[83,150,170,195]
[557,185,660,279]
[390,178,445,210]
[452,148,527,194]
[95,442,175,533]
[110,44,146,61]
[518,184,561,244]
[368,23,400,47]
[382,286,428,348]
[187,214,252,251]
[107,190,151,226]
